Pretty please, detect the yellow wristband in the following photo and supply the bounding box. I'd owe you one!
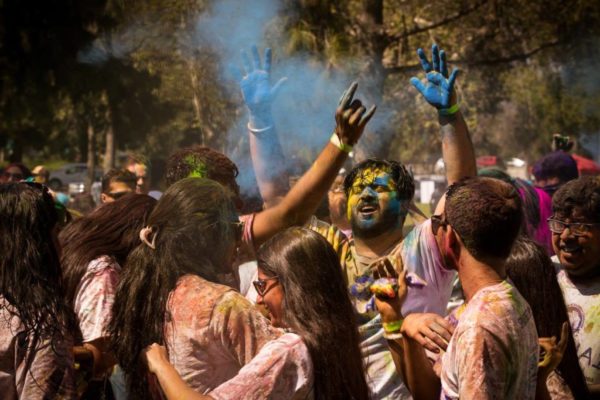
[330,133,353,154]
[383,320,403,334]
[438,102,460,116]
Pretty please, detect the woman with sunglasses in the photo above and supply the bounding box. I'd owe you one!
[0,182,77,398]
[144,226,370,400]
[59,193,157,396]
[110,179,309,400]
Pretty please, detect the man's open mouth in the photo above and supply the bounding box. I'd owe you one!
[358,203,378,216]
[560,243,582,255]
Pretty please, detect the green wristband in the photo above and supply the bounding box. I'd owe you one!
[383,320,403,334]
[438,102,461,116]
[330,132,353,154]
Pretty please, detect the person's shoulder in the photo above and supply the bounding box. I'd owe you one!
[86,255,121,275]
[172,274,233,305]
[461,282,533,329]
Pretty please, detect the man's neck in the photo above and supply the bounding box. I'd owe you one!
[353,227,404,258]
[458,256,507,303]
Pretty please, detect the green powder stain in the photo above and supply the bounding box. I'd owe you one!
[584,305,600,334]
[184,155,207,179]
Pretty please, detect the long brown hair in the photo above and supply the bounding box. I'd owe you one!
[59,193,156,306]
[109,178,239,399]
[0,182,77,359]
[257,227,370,400]
[506,237,590,399]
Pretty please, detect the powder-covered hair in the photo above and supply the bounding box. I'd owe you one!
[257,227,370,400]
[343,158,415,201]
[445,177,522,260]
[164,145,240,202]
[109,178,239,399]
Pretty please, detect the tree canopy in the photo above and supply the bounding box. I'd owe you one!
[1,0,599,177]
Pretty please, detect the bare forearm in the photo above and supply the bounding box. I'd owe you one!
[252,142,347,246]
[439,111,476,185]
[402,337,440,400]
[153,362,211,400]
[386,339,408,383]
[249,127,289,208]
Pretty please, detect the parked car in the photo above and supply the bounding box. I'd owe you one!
[48,163,103,191]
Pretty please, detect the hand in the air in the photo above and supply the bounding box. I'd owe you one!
[238,46,287,127]
[410,44,459,110]
[334,82,376,146]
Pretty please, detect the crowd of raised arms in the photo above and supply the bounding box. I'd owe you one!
[1,44,599,400]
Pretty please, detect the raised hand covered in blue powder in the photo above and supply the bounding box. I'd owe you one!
[237,46,287,129]
[410,44,459,110]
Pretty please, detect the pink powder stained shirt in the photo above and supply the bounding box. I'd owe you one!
[0,297,76,399]
[73,256,120,343]
[164,274,286,395]
[210,332,314,400]
[440,281,539,400]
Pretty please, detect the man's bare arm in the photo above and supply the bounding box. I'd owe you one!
[251,82,375,247]
[408,44,477,215]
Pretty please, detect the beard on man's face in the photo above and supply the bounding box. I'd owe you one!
[351,205,402,239]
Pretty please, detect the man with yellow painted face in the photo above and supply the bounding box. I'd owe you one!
[301,44,477,399]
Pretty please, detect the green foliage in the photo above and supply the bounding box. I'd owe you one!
[1,0,600,171]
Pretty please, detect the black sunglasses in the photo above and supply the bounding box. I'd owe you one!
[252,276,279,297]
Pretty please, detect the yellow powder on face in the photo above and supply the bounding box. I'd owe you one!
[346,167,395,221]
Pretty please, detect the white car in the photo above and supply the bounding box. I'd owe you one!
[48,163,103,191]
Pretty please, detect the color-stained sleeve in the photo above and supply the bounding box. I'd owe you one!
[306,216,349,264]
[74,263,120,343]
[16,334,77,399]
[239,213,256,256]
[400,219,456,316]
[210,333,313,400]
[210,291,281,367]
[453,326,510,399]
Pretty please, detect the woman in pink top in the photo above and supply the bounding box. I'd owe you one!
[0,182,76,399]
[144,227,370,400]
[59,193,156,392]
[110,178,286,399]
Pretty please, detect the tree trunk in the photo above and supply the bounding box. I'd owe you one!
[188,60,205,146]
[86,121,96,190]
[103,107,115,172]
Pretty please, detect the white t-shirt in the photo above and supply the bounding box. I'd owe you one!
[553,256,600,388]
[440,281,538,400]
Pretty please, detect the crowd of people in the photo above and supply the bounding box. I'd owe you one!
[1,44,599,400]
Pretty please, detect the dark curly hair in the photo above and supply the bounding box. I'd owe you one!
[343,158,415,200]
[0,182,77,347]
[552,176,600,223]
[164,145,240,201]
[445,177,522,261]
